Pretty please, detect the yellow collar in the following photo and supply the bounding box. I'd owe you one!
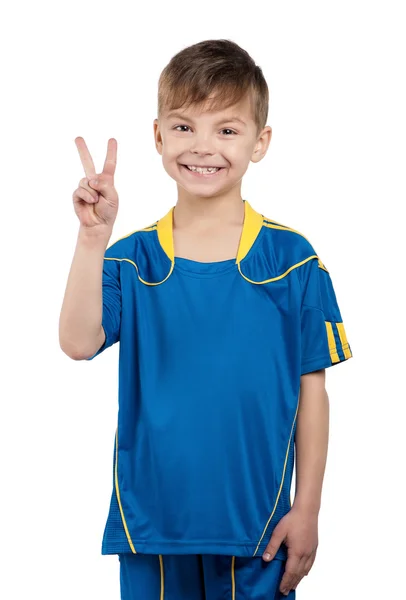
[156,200,264,264]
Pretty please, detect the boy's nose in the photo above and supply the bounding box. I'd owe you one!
[190,137,217,156]
[189,151,218,163]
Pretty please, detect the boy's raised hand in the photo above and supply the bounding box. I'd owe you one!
[73,137,119,231]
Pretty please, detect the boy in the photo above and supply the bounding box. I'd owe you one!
[59,39,353,599]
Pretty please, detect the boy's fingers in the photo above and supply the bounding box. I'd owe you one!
[102,138,117,177]
[79,177,99,201]
[88,176,115,199]
[263,526,286,560]
[73,187,98,205]
[279,555,301,595]
[287,557,307,593]
[75,136,97,179]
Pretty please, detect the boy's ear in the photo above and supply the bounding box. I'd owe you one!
[251,126,272,163]
[153,119,163,155]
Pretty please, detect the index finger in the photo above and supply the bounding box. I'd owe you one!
[74,137,97,179]
[102,138,117,177]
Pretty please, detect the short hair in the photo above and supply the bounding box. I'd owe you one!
[157,39,269,137]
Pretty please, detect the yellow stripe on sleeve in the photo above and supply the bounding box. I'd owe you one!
[325,322,340,363]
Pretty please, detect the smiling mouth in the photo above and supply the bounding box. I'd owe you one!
[180,164,226,177]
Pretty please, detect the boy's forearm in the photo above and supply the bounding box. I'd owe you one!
[292,370,329,514]
[59,226,112,359]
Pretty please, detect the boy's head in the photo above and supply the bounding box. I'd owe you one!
[153,39,272,201]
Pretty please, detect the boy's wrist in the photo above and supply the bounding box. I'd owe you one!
[77,225,113,248]
[291,496,321,515]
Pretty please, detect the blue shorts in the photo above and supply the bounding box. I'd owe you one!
[118,553,296,600]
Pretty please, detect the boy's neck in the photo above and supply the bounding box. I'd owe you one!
[173,192,245,229]
[172,191,247,262]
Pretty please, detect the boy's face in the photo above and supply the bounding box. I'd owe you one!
[153,94,272,200]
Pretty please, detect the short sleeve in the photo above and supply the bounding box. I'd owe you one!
[85,256,122,361]
[297,257,353,375]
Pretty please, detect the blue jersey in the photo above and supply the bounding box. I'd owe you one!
[86,200,352,559]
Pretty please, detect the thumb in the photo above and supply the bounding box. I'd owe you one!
[263,527,286,562]
[89,178,99,187]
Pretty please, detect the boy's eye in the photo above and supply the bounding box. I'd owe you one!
[174,125,236,135]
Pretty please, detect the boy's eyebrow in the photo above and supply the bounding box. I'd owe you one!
[166,111,247,126]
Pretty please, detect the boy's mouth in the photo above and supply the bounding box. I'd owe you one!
[180,164,225,178]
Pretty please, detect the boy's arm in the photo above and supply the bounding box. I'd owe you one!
[263,370,328,594]
[59,227,112,360]
[292,369,329,514]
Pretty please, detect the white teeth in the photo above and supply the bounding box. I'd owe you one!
[186,165,220,173]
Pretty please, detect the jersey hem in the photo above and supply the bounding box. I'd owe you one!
[101,539,288,560]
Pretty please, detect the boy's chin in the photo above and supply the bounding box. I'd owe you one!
[177,183,228,194]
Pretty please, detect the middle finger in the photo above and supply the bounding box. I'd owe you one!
[102,138,117,177]
[290,556,309,592]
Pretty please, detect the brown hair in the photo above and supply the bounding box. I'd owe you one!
[157,39,269,137]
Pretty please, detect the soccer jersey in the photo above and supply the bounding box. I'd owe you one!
[86,199,352,559]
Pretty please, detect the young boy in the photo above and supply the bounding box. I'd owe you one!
[60,39,353,599]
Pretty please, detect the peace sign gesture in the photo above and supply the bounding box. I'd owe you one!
[73,137,119,231]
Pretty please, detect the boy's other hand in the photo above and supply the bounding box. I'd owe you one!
[73,137,119,232]
[262,506,319,595]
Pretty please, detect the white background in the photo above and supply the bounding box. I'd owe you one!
[1,1,405,598]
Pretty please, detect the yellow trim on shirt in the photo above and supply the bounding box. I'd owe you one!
[156,207,175,262]
[115,427,137,553]
[238,255,319,284]
[236,201,264,263]
[156,200,263,265]
[104,257,174,286]
[263,221,330,273]
[263,221,312,245]
[253,398,300,556]
[325,322,340,363]
[159,555,164,600]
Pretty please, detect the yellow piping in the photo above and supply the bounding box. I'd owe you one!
[263,221,313,245]
[253,399,300,556]
[102,222,175,286]
[238,255,319,284]
[114,427,136,553]
[317,258,329,273]
[263,222,330,272]
[159,555,164,599]
[104,256,174,286]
